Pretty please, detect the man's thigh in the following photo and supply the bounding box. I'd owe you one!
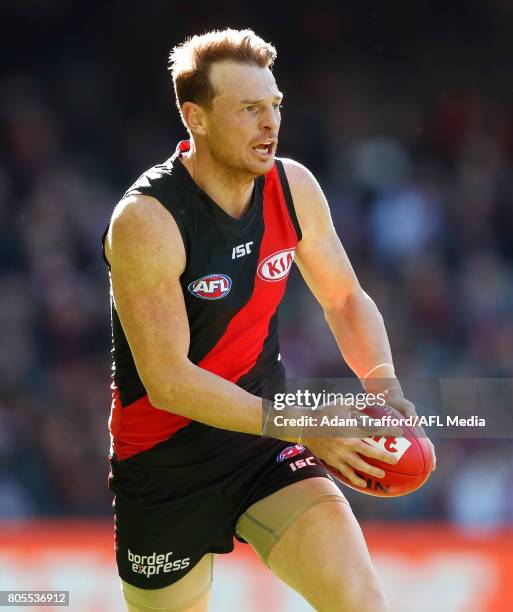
[236,477,389,612]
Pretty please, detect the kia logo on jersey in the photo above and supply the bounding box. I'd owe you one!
[258,248,295,282]
[188,274,232,300]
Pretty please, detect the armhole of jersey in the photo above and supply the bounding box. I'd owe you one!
[275,159,303,242]
[101,224,111,269]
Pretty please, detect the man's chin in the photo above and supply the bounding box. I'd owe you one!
[247,155,275,177]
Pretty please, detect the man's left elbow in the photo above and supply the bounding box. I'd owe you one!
[323,287,377,316]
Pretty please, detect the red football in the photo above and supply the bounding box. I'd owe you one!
[323,405,434,497]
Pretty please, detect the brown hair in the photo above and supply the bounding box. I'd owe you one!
[169,28,277,111]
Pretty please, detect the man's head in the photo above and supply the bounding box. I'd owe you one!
[169,29,283,177]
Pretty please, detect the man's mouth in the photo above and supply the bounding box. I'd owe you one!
[252,141,275,156]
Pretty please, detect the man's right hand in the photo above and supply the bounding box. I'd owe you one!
[302,402,402,489]
[303,436,399,489]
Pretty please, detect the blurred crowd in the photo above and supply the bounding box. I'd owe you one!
[1,1,512,523]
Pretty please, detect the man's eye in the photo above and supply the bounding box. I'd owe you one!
[245,106,258,112]
[273,104,283,111]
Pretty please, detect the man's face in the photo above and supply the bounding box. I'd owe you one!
[201,61,282,178]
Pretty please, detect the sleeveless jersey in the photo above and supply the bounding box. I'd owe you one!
[103,140,301,469]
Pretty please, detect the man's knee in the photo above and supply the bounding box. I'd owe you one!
[314,571,389,612]
[124,589,210,612]
[313,541,389,612]
[342,577,389,612]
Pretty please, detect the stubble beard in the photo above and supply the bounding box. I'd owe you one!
[207,136,262,185]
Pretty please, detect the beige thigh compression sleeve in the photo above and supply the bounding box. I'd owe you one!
[121,553,213,612]
[235,476,348,566]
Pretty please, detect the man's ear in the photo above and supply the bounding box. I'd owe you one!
[181,102,207,137]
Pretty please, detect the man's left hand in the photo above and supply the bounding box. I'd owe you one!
[382,387,437,471]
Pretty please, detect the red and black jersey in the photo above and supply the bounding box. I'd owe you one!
[103,140,301,473]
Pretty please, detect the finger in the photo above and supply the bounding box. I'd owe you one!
[385,398,417,418]
[375,425,404,437]
[356,424,404,438]
[335,462,368,488]
[352,413,404,438]
[352,439,399,465]
[427,439,437,470]
[345,452,386,479]
[390,400,417,419]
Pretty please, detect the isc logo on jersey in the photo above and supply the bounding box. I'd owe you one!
[188,274,232,300]
[258,248,295,282]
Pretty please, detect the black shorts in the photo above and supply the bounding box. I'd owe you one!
[109,426,330,589]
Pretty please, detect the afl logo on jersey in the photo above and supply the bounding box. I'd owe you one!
[258,248,295,282]
[188,274,232,300]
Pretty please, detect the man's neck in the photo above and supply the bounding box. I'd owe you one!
[181,148,255,220]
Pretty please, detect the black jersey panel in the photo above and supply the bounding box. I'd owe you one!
[111,306,146,406]
[275,159,302,242]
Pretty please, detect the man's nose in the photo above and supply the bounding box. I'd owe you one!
[259,105,280,132]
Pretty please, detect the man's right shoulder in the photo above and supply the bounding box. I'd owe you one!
[112,193,169,228]
[105,194,186,269]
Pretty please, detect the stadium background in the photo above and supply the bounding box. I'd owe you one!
[1,0,512,609]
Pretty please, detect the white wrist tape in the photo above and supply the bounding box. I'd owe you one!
[362,362,395,380]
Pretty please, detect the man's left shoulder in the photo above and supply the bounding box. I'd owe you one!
[276,158,324,212]
[276,157,315,188]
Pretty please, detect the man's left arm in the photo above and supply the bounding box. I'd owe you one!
[283,159,416,420]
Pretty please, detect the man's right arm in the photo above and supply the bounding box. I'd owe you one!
[105,194,264,436]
